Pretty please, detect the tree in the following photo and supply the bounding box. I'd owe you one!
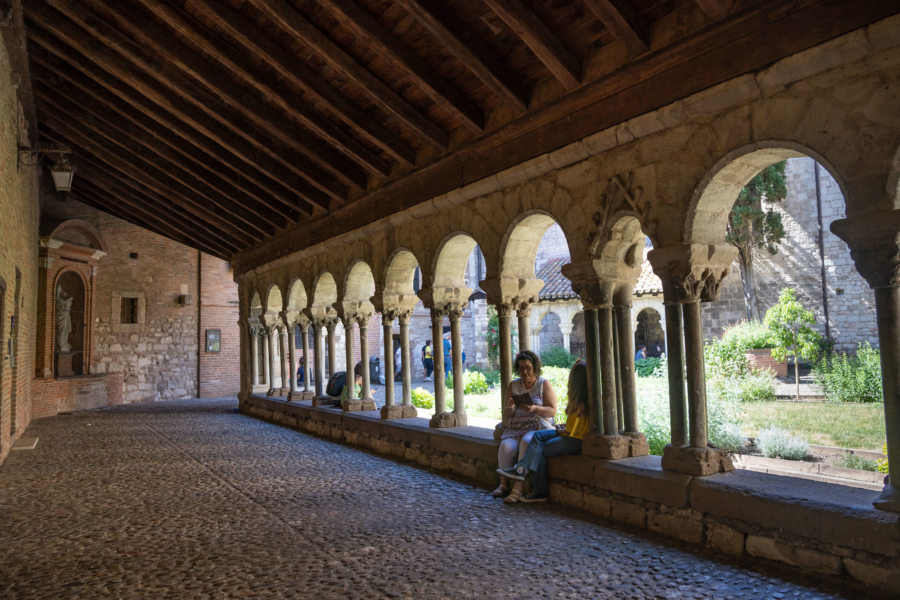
[764,288,822,401]
[727,161,787,320]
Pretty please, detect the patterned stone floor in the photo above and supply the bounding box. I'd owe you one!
[0,398,880,599]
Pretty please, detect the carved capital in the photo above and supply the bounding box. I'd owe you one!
[397,310,413,326]
[832,212,900,289]
[647,244,737,303]
[354,312,372,328]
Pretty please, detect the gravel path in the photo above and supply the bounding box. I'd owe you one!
[0,397,870,599]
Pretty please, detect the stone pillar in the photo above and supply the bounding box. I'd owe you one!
[249,326,259,389]
[342,318,356,409]
[265,326,277,396]
[612,320,624,431]
[429,308,459,428]
[326,319,337,378]
[664,302,687,446]
[648,243,736,475]
[494,304,514,439]
[616,301,638,434]
[517,305,530,352]
[598,306,618,435]
[300,319,311,398]
[449,306,467,427]
[286,323,297,400]
[278,327,290,395]
[583,307,602,434]
[832,212,900,512]
[381,312,396,411]
[357,314,371,403]
[399,311,415,417]
[560,322,573,355]
[313,321,325,401]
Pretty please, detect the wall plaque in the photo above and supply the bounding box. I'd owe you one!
[205,329,221,353]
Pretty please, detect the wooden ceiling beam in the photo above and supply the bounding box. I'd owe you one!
[30,61,296,226]
[27,38,315,214]
[72,179,232,259]
[41,115,256,246]
[583,0,649,57]
[248,0,448,151]
[483,0,581,90]
[71,160,240,257]
[86,0,371,190]
[28,1,338,209]
[397,0,528,112]
[695,0,734,21]
[34,83,286,234]
[327,0,483,134]
[178,0,412,172]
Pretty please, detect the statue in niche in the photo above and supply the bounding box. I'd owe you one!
[56,286,73,352]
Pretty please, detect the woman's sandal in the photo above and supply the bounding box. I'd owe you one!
[503,489,523,504]
[491,485,508,498]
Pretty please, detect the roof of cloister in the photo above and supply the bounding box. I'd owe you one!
[8,0,897,270]
[535,255,661,301]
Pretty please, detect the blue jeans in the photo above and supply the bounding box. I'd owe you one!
[516,429,582,496]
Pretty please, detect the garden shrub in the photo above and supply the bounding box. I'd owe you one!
[468,366,501,388]
[756,426,809,460]
[635,357,663,377]
[716,369,776,403]
[463,370,490,395]
[712,423,746,453]
[878,443,889,474]
[541,366,570,423]
[816,342,883,403]
[836,452,878,472]
[705,320,772,378]
[410,387,434,410]
[540,346,579,369]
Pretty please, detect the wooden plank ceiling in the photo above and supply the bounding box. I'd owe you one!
[19,0,899,264]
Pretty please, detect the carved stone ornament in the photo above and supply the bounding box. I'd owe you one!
[831,212,900,289]
[647,244,737,303]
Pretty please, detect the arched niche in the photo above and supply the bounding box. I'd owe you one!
[55,271,86,377]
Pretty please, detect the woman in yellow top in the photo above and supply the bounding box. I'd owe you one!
[496,360,590,503]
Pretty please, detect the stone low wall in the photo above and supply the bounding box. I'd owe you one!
[243,395,899,595]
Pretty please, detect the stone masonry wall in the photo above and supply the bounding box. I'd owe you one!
[0,34,40,462]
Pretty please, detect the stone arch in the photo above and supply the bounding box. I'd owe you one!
[539,311,564,350]
[432,232,479,288]
[383,249,420,296]
[344,260,375,302]
[311,271,338,311]
[634,308,665,357]
[264,284,283,315]
[286,278,307,312]
[42,219,110,252]
[685,142,847,245]
[499,211,569,279]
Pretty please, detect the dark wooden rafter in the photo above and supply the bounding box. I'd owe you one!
[326,0,484,134]
[248,0,449,151]
[39,114,255,246]
[583,0,649,57]
[70,159,239,257]
[33,82,285,234]
[29,0,337,210]
[695,0,734,21]
[395,0,528,112]
[71,179,231,259]
[26,37,313,215]
[483,0,580,90]
[100,0,377,188]
[185,0,415,170]
[29,61,295,226]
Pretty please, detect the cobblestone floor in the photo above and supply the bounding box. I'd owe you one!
[0,397,877,599]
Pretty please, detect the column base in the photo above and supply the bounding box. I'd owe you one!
[429,411,462,428]
[582,433,630,459]
[278,387,290,396]
[312,395,337,407]
[301,391,315,401]
[265,388,277,397]
[661,444,734,475]
[380,405,417,419]
[342,399,377,412]
[400,405,418,418]
[624,432,650,457]
[873,481,900,512]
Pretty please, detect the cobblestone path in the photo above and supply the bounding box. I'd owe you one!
[0,398,871,599]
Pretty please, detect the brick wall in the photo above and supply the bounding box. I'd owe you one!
[199,253,239,397]
[0,36,40,463]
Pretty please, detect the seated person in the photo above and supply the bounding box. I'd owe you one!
[496,360,590,503]
[340,362,375,408]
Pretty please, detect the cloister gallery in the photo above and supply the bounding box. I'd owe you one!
[2,0,900,595]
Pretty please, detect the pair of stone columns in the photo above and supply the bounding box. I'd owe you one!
[428,304,468,427]
[380,308,417,419]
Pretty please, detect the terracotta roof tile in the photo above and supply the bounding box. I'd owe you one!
[536,257,575,300]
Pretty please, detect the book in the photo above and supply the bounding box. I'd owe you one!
[512,392,533,408]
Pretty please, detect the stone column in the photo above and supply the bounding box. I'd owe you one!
[583,307,602,434]
[832,212,900,512]
[278,327,290,396]
[429,307,460,428]
[326,319,337,378]
[357,314,372,404]
[494,304,514,439]
[381,311,396,413]
[559,322,573,355]
[265,326,277,396]
[612,320,624,432]
[399,311,416,416]
[342,318,356,409]
[449,306,467,427]
[598,305,618,435]
[300,319,311,398]
[615,301,638,434]
[517,304,530,352]
[664,302,687,446]
[313,321,326,401]
[249,326,259,389]
[648,243,736,475]
[287,323,297,400]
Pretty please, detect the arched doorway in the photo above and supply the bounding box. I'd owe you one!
[539,312,563,352]
[634,308,665,358]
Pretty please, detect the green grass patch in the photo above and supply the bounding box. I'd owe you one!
[736,401,885,451]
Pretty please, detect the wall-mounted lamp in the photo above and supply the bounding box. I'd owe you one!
[177,294,193,306]
[18,141,76,193]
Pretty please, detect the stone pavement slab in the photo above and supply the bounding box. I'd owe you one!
[0,398,879,599]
